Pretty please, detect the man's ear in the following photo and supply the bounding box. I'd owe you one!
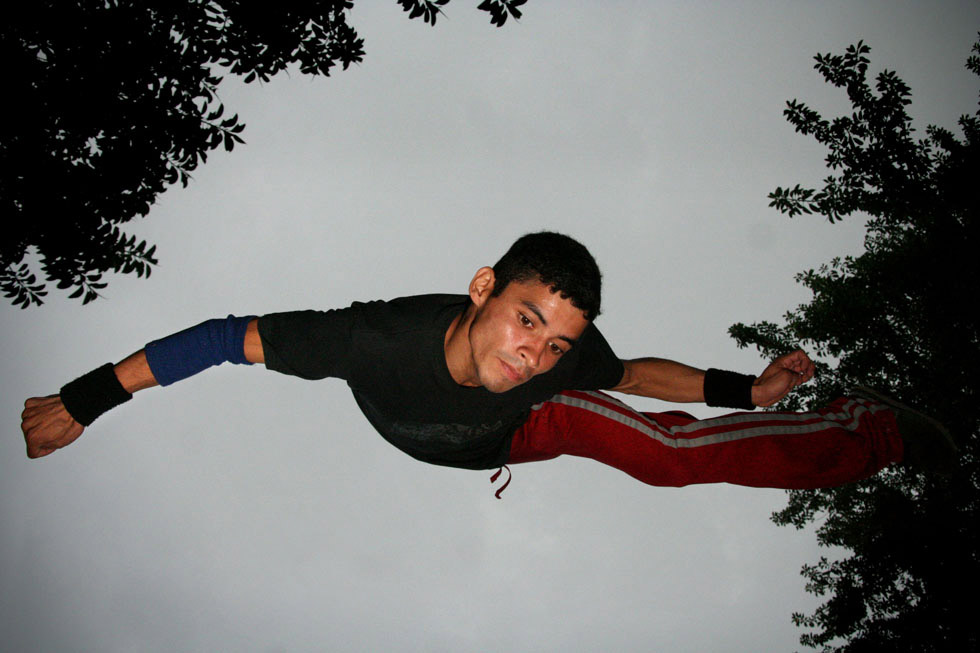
[468,267,495,307]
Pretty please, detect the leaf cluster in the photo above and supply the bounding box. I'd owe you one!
[1,0,524,308]
[395,0,525,27]
[397,0,450,26]
[476,0,527,27]
[731,35,980,651]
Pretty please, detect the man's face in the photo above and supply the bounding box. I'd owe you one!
[468,278,589,393]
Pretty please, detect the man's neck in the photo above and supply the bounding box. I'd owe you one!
[444,305,479,387]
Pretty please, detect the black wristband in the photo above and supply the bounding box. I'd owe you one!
[703,368,756,410]
[59,363,133,426]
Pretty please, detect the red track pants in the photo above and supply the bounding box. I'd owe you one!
[507,390,904,489]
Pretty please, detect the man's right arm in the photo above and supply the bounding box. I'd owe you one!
[21,319,264,459]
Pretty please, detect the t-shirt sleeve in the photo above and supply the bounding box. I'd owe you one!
[257,307,357,380]
[568,323,624,390]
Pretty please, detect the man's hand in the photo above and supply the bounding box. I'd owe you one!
[751,350,815,407]
[21,395,85,459]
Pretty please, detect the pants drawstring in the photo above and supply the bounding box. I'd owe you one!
[490,465,512,499]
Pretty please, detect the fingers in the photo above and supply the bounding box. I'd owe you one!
[775,350,815,382]
[21,395,83,459]
[754,350,816,407]
[27,441,55,459]
[756,365,808,406]
[22,396,55,434]
[23,394,60,410]
[29,419,83,458]
[25,421,83,458]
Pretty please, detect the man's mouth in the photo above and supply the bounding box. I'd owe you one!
[499,358,525,383]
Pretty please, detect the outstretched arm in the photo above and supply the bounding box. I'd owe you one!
[611,349,815,407]
[21,319,264,459]
[611,357,707,402]
[21,350,158,459]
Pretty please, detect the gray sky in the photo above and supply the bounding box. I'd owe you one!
[3,2,978,651]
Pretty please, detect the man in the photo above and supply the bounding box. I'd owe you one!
[21,232,954,489]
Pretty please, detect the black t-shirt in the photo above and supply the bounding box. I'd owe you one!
[257,294,623,469]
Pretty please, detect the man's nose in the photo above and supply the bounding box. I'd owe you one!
[520,339,545,370]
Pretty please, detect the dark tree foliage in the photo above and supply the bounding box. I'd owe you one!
[0,0,527,308]
[730,37,979,652]
[395,0,526,26]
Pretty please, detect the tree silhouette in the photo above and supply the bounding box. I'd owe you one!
[1,0,527,308]
[730,36,978,651]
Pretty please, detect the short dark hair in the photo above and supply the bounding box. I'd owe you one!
[491,231,602,320]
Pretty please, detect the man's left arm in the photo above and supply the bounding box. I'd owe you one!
[611,350,815,407]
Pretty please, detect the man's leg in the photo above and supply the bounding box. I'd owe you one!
[507,390,904,489]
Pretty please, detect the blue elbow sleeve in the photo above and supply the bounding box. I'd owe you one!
[144,315,255,386]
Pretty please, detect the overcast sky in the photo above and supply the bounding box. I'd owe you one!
[3,2,979,651]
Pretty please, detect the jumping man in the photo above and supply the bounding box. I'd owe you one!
[21,232,955,489]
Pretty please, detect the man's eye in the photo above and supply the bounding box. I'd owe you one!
[519,314,532,326]
[550,343,564,356]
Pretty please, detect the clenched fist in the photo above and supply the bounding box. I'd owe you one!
[751,350,816,407]
[21,395,85,459]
